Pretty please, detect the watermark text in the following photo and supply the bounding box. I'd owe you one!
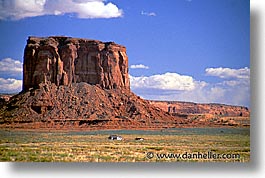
[146,151,240,160]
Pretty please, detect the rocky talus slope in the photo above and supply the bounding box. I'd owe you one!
[0,83,182,130]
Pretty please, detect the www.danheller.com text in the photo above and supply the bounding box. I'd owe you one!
[146,151,240,160]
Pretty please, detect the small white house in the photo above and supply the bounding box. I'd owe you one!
[108,135,123,140]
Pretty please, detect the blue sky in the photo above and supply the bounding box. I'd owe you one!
[0,0,250,107]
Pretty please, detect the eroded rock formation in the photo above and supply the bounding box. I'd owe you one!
[0,36,250,130]
[0,83,182,130]
[0,36,183,130]
[23,36,130,91]
[149,101,250,117]
[150,100,250,127]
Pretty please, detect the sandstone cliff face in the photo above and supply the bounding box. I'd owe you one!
[23,36,130,91]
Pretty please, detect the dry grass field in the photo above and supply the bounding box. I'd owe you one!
[0,128,250,162]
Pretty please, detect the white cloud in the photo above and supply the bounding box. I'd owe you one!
[141,11,156,17]
[205,67,250,79]
[0,78,22,93]
[0,58,23,93]
[130,68,250,107]
[130,64,149,69]
[130,72,196,91]
[0,0,123,20]
[0,58,23,77]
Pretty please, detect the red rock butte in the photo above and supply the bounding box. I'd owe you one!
[0,36,249,130]
[23,36,130,91]
[0,36,184,130]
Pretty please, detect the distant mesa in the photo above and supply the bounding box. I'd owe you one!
[23,36,130,91]
[150,101,250,117]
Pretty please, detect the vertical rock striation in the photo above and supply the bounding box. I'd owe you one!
[23,36,130,91]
